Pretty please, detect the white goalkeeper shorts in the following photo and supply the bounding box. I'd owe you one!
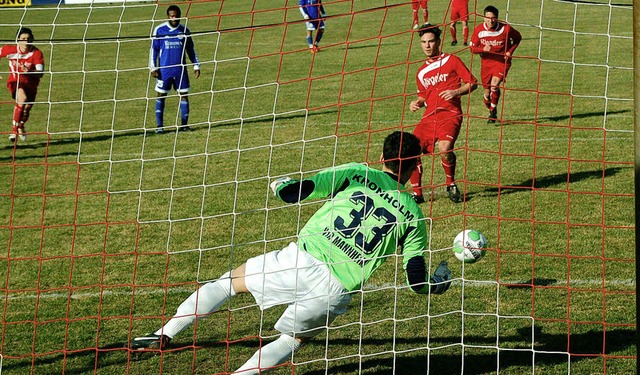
[244,242,352,337]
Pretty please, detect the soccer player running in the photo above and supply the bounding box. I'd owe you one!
[0,28,44,142]
[299,0,326,53]
[449,0,469,46]
[411,0,429,30]
[469,5,522,124]
[409,24,477,204]
[130,131,453,374]
[149,5,200,134]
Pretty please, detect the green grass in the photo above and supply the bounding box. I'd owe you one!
[0,0,635,374]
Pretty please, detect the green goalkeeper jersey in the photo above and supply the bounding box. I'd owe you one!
[274,163,428,292]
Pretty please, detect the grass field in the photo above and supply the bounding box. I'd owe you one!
[0,0,635,374]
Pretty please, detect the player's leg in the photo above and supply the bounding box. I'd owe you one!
[449,8,459,45]
[176,72,192,130]
[489,75,503,123]
[420,0,428,23]
[305,24,315,50]
[314,22,324,50]
[235,248,350,374]
[410,123,433,203]
[130,267,243,350]
[154,75,172,133]
[12,88,29,141]
[436,116,462,203]
[411,0,420,29]
[462,20,469,45]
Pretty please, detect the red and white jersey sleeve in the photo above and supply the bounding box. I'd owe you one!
[469,22,521,62]
[415,53,475,117]
[0,45,45,85]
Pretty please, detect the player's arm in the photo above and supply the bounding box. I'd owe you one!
[400,221,432,294]
[149,34,161,77]
[184,28,201,77]
[271,164,355,203]
[32,49,44,79]
[298,0,310,19]
[468,30,484,54]
[506,25,522,57]
[410,74,427,111]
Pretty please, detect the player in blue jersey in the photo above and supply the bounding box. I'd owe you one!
[130,131,452,374]
[299,0,326,53]
[149,5,200,133]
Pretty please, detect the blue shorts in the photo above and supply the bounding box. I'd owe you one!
[305,19,325,31]
[155,69,190,94]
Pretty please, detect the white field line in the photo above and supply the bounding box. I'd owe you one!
[1,278,635,301]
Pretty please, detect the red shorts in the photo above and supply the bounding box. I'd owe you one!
[450,3,469,22]
[7,80,38,102]
[413,111,462,154]
[481,60,511,88]
[412,0,427,9]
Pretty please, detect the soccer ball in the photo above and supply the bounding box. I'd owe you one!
[453,229,487,263]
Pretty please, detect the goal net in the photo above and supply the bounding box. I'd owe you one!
[0,0,634,374]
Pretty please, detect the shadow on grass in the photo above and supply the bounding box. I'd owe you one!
[0,108,337,163]
[1,326,633,374]
[467,166,627,201]
[498,109,631,126]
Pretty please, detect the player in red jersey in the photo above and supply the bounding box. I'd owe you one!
[0,28,45,142]
[469,5,521,124]
[449,0,469,46]
[409,24,477,203]
[411,0,429,29]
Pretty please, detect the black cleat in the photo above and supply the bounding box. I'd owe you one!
[412,194,425,204]
[451,40,458,46]
[446,183,462,203]
[178,125,192,132]
[130,334,171,351]
[488,109,498,124]
[155,126,164,134]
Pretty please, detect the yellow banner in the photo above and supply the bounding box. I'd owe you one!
[0,0,31,6]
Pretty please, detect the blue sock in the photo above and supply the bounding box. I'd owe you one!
[155,98,165,127]
[306,35,313,47]
[179,100,189,125]
[315,32,323,45]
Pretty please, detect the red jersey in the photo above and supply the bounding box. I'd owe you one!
[470,22,521,63]
[0,44,45,86]
[415,53,475,117]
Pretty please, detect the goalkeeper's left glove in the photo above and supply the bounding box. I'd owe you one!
[270,177,293,196]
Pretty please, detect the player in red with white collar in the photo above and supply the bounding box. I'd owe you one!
[409,24,477,204]
[0,28,45,142]
[469,5,521,124]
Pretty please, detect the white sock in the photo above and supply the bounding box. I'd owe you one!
[233,334,301,374]
[155,272,236,338]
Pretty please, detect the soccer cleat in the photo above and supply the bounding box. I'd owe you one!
[430,261,452,295]
[412,23,420,30]
[488,109,498,124]
[155,126,164,134]
[463,42,468,46]
[412,193,425,204]
[178,125,192,132]
[8,134,16,142]
[17,126,26,141]
[130,334,171,351]
[446,183,462,203]
[451,40,458,46]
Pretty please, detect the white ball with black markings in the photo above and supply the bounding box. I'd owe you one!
[453,229,487,263]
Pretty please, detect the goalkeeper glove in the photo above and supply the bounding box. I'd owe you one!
[270,177,293,196]
[429,261,452,295]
